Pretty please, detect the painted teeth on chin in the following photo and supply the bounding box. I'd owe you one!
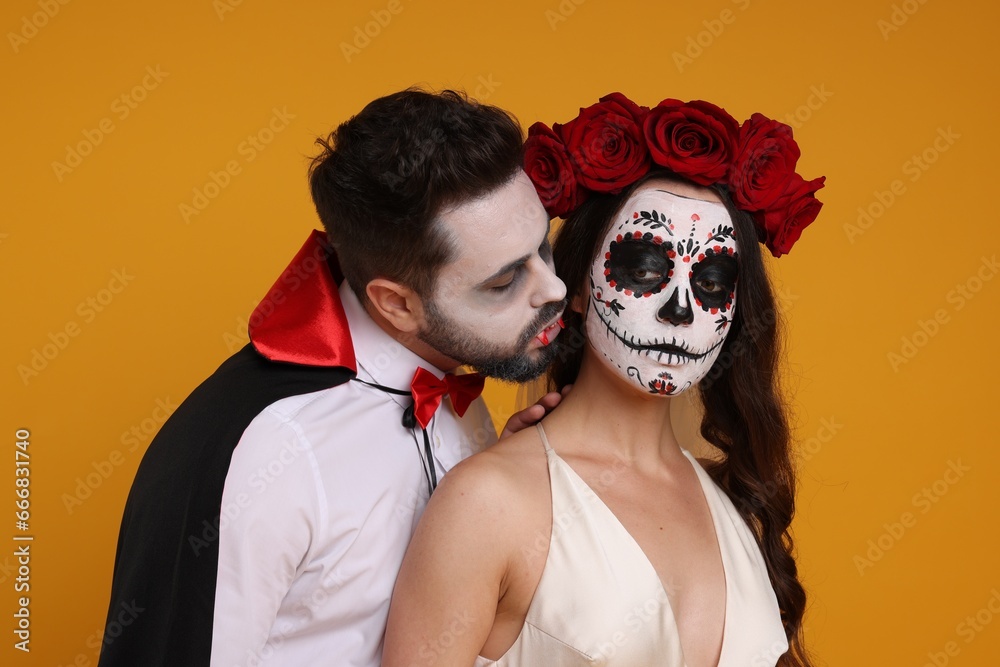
[596,305,711,358]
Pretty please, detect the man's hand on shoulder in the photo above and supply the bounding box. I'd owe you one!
[499,384,572,440]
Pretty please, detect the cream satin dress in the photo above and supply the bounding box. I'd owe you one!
[473,424,788,667]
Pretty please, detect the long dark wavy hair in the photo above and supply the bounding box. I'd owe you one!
[549,169,812,666]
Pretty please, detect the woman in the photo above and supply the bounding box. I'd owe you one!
[382,93,823,666]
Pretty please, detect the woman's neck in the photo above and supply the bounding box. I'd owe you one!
[542,349,689,471]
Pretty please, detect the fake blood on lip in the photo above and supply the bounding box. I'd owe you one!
[537,318,565,346]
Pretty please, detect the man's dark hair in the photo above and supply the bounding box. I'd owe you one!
[308,88,524,302]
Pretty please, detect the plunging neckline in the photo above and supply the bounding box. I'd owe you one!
[538,423,732,667]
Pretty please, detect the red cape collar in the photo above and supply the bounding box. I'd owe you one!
[248,230,357,372]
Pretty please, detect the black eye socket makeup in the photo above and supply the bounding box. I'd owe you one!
[605,234,674,298]
[691,250,738,311]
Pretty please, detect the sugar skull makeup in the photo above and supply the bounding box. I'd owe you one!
[585,188,738,395]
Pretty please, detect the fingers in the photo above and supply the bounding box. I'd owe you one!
[536,392,562,410]
[499,404,545,440]
[500,386,578,440]
[520,404,546,422]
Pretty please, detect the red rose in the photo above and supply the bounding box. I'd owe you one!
[729,113,801,211]
[755,175,826,257]
[594,92,649,125]
[643,99,739,186]
[557,93,650,194]
[523,122,585,218]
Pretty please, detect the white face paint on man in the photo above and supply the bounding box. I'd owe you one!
[584,185,739,395]
[419,170,567,382]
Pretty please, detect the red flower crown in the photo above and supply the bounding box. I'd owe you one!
[523,92,826,257]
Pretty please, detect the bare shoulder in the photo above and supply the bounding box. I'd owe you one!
[384,429,550,666]
[442,425,549,491]
[431,426,550,526]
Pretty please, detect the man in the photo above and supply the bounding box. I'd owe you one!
[98,89,567,666]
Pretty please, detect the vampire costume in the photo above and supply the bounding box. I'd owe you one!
[98,230,497,667]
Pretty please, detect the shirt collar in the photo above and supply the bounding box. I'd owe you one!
[248,230,464,412]
[339,281,447,392]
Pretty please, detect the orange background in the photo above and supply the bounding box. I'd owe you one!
[3,0,999,664]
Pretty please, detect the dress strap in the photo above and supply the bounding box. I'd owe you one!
[534,422,554,453]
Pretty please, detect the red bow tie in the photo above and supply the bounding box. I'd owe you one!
[410,367,485,429]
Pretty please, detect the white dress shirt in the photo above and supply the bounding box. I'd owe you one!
[211,282,497,667]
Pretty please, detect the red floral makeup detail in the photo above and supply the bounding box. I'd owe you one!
[648,372,677,395]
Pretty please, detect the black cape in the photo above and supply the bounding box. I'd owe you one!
[97,344,352,665]
[99,231,356,666]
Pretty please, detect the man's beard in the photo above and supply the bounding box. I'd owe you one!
[418,299,566,383]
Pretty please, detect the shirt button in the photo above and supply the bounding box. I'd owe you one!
[434,434,442,448]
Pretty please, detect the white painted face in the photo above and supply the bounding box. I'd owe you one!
[585,186,739,395]
[418,170,568,381]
